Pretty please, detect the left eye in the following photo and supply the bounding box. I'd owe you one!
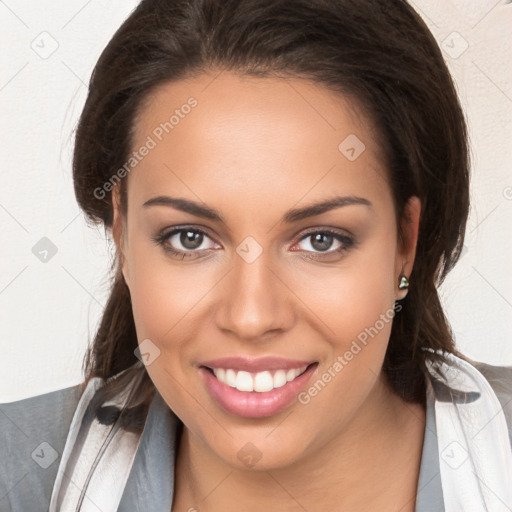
[294,230,353,254]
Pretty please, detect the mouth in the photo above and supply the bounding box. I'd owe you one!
[200,363,315,392]
[199,362,319,418]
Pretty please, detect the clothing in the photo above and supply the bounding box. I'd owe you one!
[1,351,511,511]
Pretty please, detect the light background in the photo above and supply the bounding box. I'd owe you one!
[1,0,511,402]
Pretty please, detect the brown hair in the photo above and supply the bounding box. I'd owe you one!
[74,0,471,407]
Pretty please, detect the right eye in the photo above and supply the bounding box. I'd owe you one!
[152,227,220,259]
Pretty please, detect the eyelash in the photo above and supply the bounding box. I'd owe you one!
[151,226,355,260]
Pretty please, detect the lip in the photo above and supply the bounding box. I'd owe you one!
[200,356,315,373]
[199,362,319,418]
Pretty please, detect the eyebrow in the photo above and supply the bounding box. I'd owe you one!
[142,195,372,224]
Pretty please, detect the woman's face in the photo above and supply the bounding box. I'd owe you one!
[114,70,420,470]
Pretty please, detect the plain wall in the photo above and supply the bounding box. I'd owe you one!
[1,0,511,402]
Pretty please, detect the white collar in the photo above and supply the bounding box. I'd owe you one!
[49,351,512,511]
[424,350,512,511]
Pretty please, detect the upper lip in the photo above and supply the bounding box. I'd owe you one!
[200,357,316,373]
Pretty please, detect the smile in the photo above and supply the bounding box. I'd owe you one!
[208,365,309,392]
[199,362,319,418]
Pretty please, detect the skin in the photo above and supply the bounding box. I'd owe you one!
[112,70,425,511]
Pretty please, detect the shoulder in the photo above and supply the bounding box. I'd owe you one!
[467,359,512,444]
[469,360,512,406]
[0,384,84,512]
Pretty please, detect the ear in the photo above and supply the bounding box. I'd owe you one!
[395,196,421,300]
[111,185,130,288]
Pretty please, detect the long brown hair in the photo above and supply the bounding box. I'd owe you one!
[74,0,471,407]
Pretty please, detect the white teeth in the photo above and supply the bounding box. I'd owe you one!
[286,369,297,382]
[225,369,237,387]
[235,371,254,392]
[212,365,309,392]
[273,369,287,388]
[215,368,226,382]
[254,371,274,392]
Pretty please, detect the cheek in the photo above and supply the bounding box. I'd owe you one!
[299,230,399,409]
[293,256,398,432]
[300,231,398,344]
[125,231,209,340]
[128,258,176,341]
[125,243,203,408]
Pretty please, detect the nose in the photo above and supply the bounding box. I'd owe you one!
[214,247,295,342]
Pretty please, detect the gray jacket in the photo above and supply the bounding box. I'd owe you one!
[1,359,511,511]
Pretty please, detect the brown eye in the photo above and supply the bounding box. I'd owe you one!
[309,233,335,252]
[179,230,204,250]
[152,227,219,258]
[295,230,354,255]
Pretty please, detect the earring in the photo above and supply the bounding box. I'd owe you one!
[398,275,409,290]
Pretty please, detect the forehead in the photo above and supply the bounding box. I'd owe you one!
[128,70,390,213]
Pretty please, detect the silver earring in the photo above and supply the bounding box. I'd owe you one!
[398,275,409,290]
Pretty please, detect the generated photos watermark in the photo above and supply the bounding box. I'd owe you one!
[297,303,402,405]
[93,97,198,200]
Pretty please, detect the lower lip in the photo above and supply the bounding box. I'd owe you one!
[199,363,318,418]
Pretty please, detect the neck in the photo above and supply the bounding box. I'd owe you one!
[172,374,426,512]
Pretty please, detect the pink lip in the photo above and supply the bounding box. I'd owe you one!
[199,362,318,418]
[200,356,315,373]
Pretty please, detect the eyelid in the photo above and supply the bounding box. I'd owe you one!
[296,226,354,240]
[154,224,355,260]
[158,224,219,243]
[290,227,354,252]
[165,226,220,246]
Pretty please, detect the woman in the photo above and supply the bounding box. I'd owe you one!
[1,0,511,510]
